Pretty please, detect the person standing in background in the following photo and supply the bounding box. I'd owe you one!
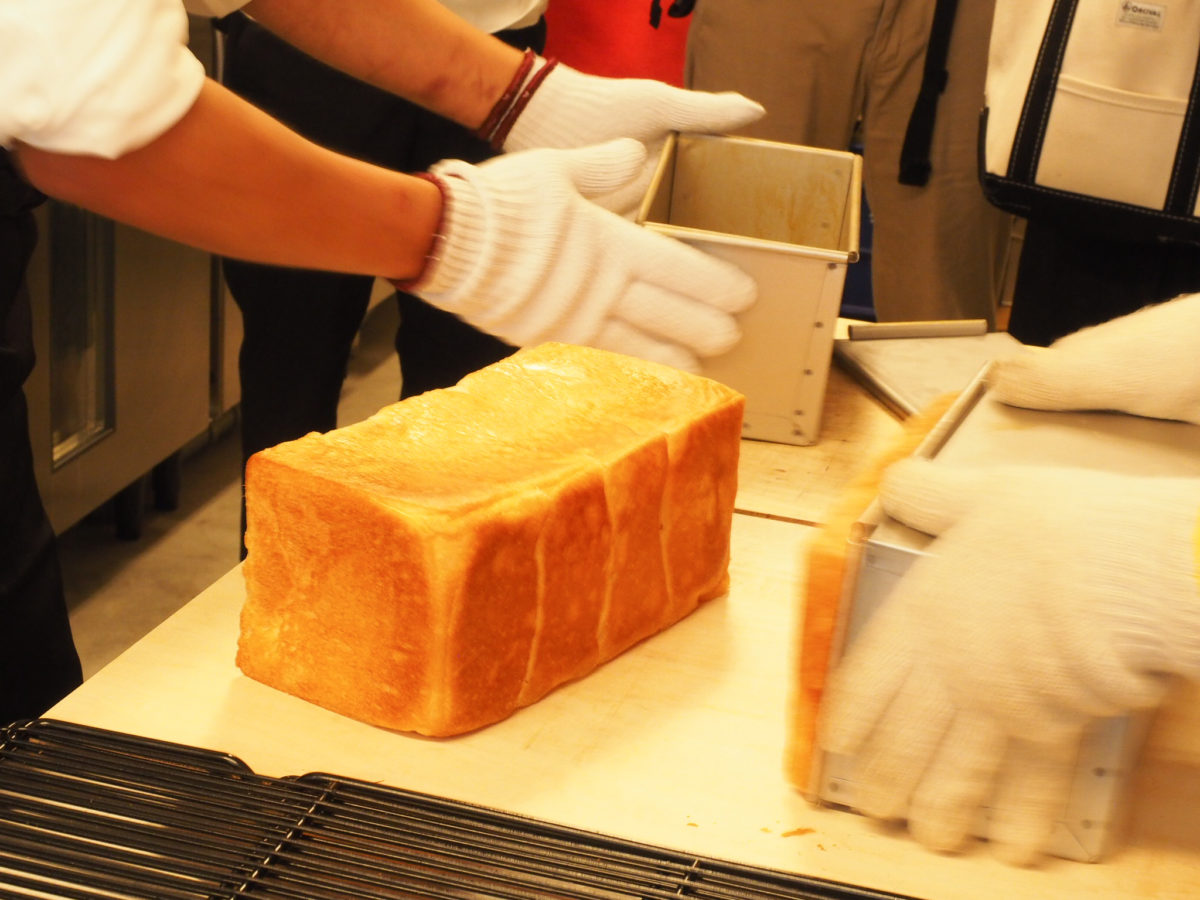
[684,0,1015,327]
[218,2,549,555]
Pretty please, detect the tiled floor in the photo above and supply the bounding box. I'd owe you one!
[60,300,404,680]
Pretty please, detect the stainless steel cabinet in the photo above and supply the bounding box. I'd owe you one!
[24,206,215,535]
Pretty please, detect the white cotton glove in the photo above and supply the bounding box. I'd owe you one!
[989,293,1200,425]
[818,457,1200,865]
[403,139,756,372]
[481,54,764,215]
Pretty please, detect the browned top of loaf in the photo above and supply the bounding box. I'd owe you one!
[253,342,743,515]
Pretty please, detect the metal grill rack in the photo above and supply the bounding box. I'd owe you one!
[0,720,912,899]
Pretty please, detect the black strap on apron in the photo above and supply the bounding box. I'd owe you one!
[1004,0,1076,185]
[898,0,960,186]
[650,0,695,29]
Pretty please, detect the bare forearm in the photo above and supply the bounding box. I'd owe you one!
[244,0,524,130]
[15,80,439,281]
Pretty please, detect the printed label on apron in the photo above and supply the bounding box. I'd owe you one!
[1117,1,1167,30]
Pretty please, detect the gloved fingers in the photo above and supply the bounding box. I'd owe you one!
[907,712,1007,853]
[953,581,1137,739]
[587,142,664,218]
[985,347,1094,414]
[612,223,757,316]
[614,282,742,358]
[818,600,915,758]
[504,61,764,152]
[553,138,649,198]
[647,83,766,136]
[878,458,993,536]
[850,663,956,821]
[987,293,1200,425]
[1090,666,1172,714]
[591,320,701,373]
[985,734,1082,866]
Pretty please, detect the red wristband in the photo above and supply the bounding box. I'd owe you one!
[474,49,536,145]
[488,57,559,150]
[474,50,560,150]
[391,172,448,293]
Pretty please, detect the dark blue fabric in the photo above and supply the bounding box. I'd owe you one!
[0,152,83,725]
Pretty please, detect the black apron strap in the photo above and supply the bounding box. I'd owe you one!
[1005,0,1078,182]
[650,0,695,29]
[1165,41,1200,218]
[898,0,961,186]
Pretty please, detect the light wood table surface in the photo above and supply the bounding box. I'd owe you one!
[735,365,905,524]
[48,363,1200,900]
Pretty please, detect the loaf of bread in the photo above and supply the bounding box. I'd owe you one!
[238,342,744,736]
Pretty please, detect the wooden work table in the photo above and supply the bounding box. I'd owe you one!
[47,363,1200,900]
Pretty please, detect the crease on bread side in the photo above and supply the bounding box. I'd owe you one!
[238,343,744,737]
[787,392,958,794]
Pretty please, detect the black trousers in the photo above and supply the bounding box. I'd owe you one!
[1008,218,1200,346]
[219,15,545,553]
[0,155,84,725]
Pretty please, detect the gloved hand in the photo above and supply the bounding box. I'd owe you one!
[401,139,756,372]
[818,457,1200,865]
[989,292,1200,425]
[479,52,765,215]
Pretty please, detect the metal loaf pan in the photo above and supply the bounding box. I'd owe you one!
[815,370,1200,861]
[637,133,861,445]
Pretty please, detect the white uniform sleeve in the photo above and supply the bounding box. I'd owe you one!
[438,0,548,34]
[182,0,251,16]
[0,0,207,158]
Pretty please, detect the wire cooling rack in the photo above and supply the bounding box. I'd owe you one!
[0,719,914,899]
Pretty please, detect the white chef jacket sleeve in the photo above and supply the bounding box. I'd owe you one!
[0,0,207,158]
[439,0,548,34]
[182,0,251,16]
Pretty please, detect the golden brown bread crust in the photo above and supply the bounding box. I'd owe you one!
[239,343,744,736]
[786,393,958,793]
